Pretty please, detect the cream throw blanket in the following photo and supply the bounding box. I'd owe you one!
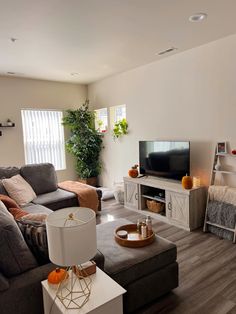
[208,185,236,206]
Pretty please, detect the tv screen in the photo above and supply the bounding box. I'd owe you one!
[139,141,190,180]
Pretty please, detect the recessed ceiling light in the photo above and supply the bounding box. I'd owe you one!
[7,72,15,75]
[70,72,79,76]
[189,13,207,22]
[9,37,18,43]
[156,47,178,56]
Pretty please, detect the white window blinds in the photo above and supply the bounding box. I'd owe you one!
[94,108,108,133]
[21,109,66,170]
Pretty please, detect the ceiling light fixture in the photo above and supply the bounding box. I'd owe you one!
[156,47,178,56]
[189,13,207,22]
[9,37,18,43]
[70,72,79,76]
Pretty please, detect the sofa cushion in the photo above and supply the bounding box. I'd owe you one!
[0,166,20,179]
[96,218,177,286]
[22,203,53,215]
[0,273,9,292]
[2,174,36,206]
[0,208,38,277]
[32,188,78,211]
[0,166,20,196]
[20,163,57,195]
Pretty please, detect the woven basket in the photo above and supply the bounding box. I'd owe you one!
[146,199,164,213]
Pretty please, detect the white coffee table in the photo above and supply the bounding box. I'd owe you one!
[42,267,126,314]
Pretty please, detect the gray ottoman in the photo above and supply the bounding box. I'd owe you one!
[96,218,178,313]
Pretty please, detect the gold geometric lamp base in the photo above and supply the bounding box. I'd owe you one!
[57,267,92,309]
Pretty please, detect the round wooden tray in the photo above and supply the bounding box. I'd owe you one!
[114,224,155,248]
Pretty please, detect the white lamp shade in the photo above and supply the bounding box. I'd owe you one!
[46,207,97,266]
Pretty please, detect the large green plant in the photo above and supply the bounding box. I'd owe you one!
[62,100,103,179]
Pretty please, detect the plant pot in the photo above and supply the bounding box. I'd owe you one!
[78,177,97,187]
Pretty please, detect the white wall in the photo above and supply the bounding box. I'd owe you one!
[0,76,87,181]
[88,34,236,188]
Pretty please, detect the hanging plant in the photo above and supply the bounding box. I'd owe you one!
[112,118,128,139]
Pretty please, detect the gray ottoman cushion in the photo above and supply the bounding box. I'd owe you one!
[32,188,78,210]
[97,218,178,313]
[20,163,57,195]
[93,250,105,271]
[0,166,20,179]
[97,218,177,286]
[0,209,38,277]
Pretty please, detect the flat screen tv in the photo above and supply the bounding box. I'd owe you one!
[139,141,190,181]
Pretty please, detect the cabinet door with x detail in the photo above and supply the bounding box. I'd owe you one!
[124,181,139,209]
[166,191,189,228]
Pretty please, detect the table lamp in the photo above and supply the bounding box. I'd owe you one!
[46,207,97,309]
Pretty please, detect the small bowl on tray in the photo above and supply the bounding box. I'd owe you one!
[114,224,155,248]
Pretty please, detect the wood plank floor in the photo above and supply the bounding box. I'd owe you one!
[97,199,236,314]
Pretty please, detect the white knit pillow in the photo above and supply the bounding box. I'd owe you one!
[2,174,36,206]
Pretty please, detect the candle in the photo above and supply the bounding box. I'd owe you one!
[193,176,201,188]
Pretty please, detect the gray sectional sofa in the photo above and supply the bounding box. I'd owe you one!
[0,163,178,314]
[0,163,103,314]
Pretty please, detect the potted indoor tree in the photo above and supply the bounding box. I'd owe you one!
[62,100,103,186]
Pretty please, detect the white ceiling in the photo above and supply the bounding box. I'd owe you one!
[0,0,236,84]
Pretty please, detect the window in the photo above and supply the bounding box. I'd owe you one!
[114,105,126,122]
[21,109,66,170]
[110,104,126,127]
[94,108,108,133]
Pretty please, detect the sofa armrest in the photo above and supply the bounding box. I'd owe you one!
[0,272,9,292]
[96,189,102,211]
[0,263,55,314]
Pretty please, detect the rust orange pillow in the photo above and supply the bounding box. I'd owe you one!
[0,194,20,210]
[8,207,29,220]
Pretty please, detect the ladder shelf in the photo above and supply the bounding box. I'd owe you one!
[203,144,236,243]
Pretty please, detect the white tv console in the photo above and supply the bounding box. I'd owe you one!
[124,176,206,231]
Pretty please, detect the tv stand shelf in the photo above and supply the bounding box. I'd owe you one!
[124,176,206,231]
[142,194,166,203]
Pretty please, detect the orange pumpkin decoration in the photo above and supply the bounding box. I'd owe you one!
[182,174,193,190]
[47,268,68,284]
[128,164,139,178]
